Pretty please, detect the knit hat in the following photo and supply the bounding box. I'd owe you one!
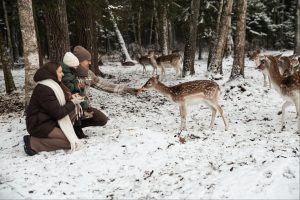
[73,46,91,62]
[63,52,79,68]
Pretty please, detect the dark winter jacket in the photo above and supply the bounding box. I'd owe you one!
[26,67,75,138]
[61,63,80,93]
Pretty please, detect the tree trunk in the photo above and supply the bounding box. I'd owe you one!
[157,4,168,55]
[149,1,154,46]
[207,0,224,69]
[2,0,14,63]
[168,20,173,51]
[295,0,300,54]
[230,0,247,80]
[153,0,159,50]
[18,0,40,107]
[74,0,104,76]
[11,4,20,61]
[208,0,233,78]
[105,0,134,63]
[137,5,142,46]
[43,0,70,62]
[182,0,201,77]
[0,33,16,94]
[32,1,43,67]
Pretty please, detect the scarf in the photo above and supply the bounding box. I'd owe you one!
[38,79,81,152]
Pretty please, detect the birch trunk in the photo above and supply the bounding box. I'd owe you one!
[105,0,133,63]
[230,0,247,80]
[18,0,39,107]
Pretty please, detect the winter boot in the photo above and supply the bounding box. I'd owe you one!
[23,135,37,156]
[73,126,88,139]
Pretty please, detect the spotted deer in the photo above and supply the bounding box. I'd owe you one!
[257,55,300,131]
[139,76,228,131]
[148,51,182,78]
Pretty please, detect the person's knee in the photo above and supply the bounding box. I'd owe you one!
[91,108,108,126]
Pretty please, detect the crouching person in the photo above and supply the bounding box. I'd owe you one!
[24,62,87,156]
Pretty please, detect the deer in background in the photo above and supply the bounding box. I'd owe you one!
[147,50,182,79]
[138,76,228,131]
[248,50,272,88]
[139,51,160,74]
[257,55,300,131]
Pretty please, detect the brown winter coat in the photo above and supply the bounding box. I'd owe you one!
[26,67,75,138]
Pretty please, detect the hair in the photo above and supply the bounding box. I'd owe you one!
[42,62,72,101]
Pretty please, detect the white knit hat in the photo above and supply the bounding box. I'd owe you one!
[63,52,79,68]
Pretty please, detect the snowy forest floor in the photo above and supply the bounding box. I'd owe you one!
[0,52,299,199]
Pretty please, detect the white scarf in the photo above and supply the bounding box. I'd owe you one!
[38,79,81,152]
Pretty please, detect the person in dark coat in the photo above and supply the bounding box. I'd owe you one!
[60,52,109,138]
[24,62,86,156]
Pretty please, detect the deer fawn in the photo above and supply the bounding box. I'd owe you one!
[148,51,182,79]
[139,76,228,131]
[257,55,300,131]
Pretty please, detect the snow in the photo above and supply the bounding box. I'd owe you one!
[0,51,299,199]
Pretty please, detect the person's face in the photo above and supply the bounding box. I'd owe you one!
[80,60,91,70]
[56,66,64,82]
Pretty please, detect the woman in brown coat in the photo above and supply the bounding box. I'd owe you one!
[24,62,87,156]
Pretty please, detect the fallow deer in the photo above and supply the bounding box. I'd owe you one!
[148,51,182,79]
[139,55,152,74]
[257,55,300,131]
[248,50,272,88]
[139,76,228,131]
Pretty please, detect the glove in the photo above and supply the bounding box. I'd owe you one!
[71,94,85,105]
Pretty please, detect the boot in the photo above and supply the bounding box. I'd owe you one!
[73,126,88,139]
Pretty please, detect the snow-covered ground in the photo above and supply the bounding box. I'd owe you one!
[0,52,299,199]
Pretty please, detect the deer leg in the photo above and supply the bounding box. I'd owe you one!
[293,98,300,131]
[216,105,228,131]
[142,64,146,74]
[160,67,165,79]
[268,75,272,88]
[281,101,293,130]
[179,103,187,131]
[263,73,267,87]
[208,106,217,129]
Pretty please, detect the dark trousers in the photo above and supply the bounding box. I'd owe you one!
[80,107,108,128]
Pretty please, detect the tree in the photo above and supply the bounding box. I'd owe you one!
[42,0,70,62]
[0,33,16,94]
[182,0,200,77]
[18,0,39,107]
[295,0,300,54]
[230,0,247,80]
[208,0,233,78]
[207,0,224,69]
[72,0,104,76]
[105,0,134,63]
[157,3,168,55]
